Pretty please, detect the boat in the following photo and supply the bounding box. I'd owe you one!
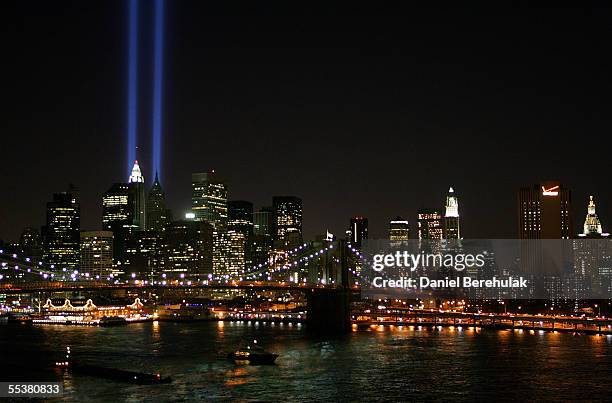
[69,363,172,384]
[228,340,279,365]
[56,347,171,384]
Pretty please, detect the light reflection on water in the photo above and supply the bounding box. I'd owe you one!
[0,321,611,401]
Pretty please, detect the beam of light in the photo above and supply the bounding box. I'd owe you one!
[152,0,165,182]
[127,0,139,179]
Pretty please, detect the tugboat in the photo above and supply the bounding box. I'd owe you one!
[228,340,278,365]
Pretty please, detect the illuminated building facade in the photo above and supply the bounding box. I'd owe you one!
[125,230,162,280]
[349,216,368,247]
[192,171,228,229]
[102,183,134,265]
[212,230,245,278]
[80,231,113,278]
[389,217,410,241]
[417,209,444,240]
[580,196,606,237]
[252,207,273,267]
[443,187,461,239]
[163,220,213,279]
[128,160,146,231]
[273,196,303,250]
[229,200,254,268]
[42,188,80,270]
[228,200,254,238]
[146,173,169,232]
[518,182,572,239]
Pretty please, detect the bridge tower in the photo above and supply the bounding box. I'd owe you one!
[306,240,352,333]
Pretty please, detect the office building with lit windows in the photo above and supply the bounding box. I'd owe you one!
[102,182,134,264]
[349,216,368,247]
[272,196,303,250]
[192,171,228,229]
[163,220,214,279]
[212,230,245,278]
[417,209,444,240]
[42,188,80,270]
[389,217,410,241]
[518,182,572,239]
[80,231,113,278]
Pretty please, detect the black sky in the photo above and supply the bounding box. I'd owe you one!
[2,1,612,241]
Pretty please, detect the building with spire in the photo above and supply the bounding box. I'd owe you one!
[444,187,461,239]
[579,196,608,238]
[147,172,169,232]
[128,160,146,231]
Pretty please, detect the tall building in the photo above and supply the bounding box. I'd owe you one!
[163,220,214,279]
[125,230,163,280]
[43,188,80,270]
[252,207,274,267]
[212,230,245,278]
[146,173,169,232]
[192,171,228,229]
[228,201,254,238]
[102,183,134,264]
[254,207,274,236]
[417,209,444,240]
[580,196,606,237]
[443,187,461,239]
[128,160,146,230]
[389,217,410,241]
[518,182,572,239]
[273,196,303,250]
[80,231,113,278]
[349,216,368,247]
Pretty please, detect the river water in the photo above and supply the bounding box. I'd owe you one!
[1,321,611,401]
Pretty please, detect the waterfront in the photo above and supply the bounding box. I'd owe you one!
[1,322,611,401]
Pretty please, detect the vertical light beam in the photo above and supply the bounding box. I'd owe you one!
[127,0,139,179]
[152,0,165,182]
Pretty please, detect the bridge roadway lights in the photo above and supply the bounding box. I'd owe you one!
[306,288,351,333]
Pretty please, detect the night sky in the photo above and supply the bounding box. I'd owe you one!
[3,2,612,242]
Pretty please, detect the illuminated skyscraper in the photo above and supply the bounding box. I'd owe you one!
[389,217,410,241]
[163,220,213,279]
[128,160,146,231]
[252,207,274,267]
[80,231,113,278]
[42,187,80,270]
[212,230,245,278]
[273,196,303,250]
[417,209,443,240]
[518,182,572,239]
[349,216,368,247]
[443,187,461,239]
[192,171,228,229]
[102,183,134,264]
[146,173,169,232]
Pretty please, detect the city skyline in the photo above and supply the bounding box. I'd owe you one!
[3,2,612,240]
[1,162,611,242]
